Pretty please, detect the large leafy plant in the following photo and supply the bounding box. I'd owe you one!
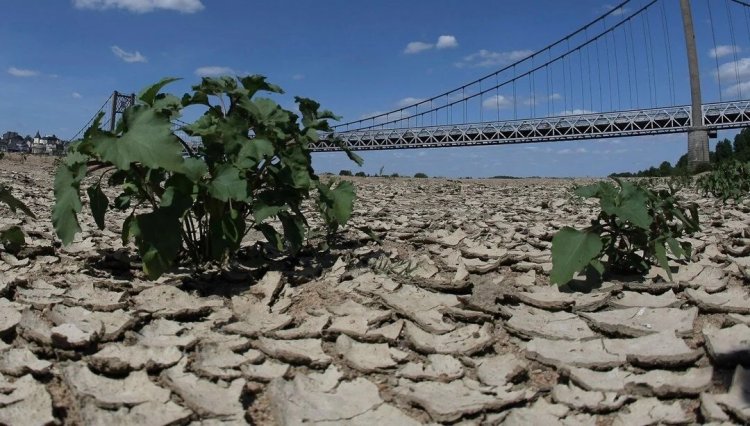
[696,160,750,202]
[550,178,700,285]
[53,76,362,279]
[0,184,35,254]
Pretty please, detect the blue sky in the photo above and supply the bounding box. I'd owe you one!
[2,0,749,177]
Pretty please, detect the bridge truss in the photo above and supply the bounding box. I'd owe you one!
[311,101,750,152]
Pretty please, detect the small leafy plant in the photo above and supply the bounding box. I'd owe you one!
[696,160,750,202]
[0,184,36,254]
[53,75,362,279]
[550,178,700,285]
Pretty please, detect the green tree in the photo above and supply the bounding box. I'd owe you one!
[658,161,672,177]
[734,128,750,162]
[354,171,366,177]
[714,139,734,164]
[414,172,428,178]
[339,170,352,176]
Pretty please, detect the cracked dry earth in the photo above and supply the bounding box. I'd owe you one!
[1,155,750,425]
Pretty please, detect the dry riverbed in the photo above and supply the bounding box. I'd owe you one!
[0,153,749,425]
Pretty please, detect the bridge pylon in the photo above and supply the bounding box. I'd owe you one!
[680,0,710,169]
[110,91,136,132]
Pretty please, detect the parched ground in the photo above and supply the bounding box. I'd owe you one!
[0,153,749,425]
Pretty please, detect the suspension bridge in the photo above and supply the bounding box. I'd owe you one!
[73,0,750,167]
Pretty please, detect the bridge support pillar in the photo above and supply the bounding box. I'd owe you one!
[687,128,710,169]
[680,0,710,170]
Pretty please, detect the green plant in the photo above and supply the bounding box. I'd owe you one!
[414,172,428,178]
[339,170,352,176]
[696,160,750,202]
[0,184,35,254]
[550,178,700,285]
[53,75,362,279]
[354,171,366,177]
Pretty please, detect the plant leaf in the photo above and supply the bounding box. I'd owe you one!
[601,179,652,229]
[92,105,186,173]
[87,184,109,230]
[666,237,684,259]
[0,185,35,218]
[654,242,673,281]
[257,223,283,251]
[134,209,183,280]
[139,77,181,106]
[550,227,603,285]
[52,152,88,245]
[0,226,25,254]
[208,164,248,202]
[253,202,286,223]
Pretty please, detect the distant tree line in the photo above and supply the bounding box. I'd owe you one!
[338,170,429,178]
[610,128,750,178]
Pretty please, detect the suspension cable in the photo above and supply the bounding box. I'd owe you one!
[627,19,640,107]
[643,7,657,106]
[549,48,556,114]
[611,28,621,110]
[335,0,639,130]
[67,93,114,142]
[585,28,594,112]
[595,35,604,111]
[347,0,659,130]
[707,0,724,101]
[623,26,634,108]
[660,0,676,105]
[726,0,743,98]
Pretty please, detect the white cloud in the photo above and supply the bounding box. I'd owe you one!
[436,35,458,49]
[73,0,203,13]
[404,35,458,54]
[716,57,750,82]
[603,4,630,16]
[710,45,741,59]
[524,146,553,154]
[7,67,39,77]
[195,66,235,77]
[111,45,147,63]
[72,92,83,99]
[404,41,433,54]
[555,147,587,155]
[396,97,425,108]
[292,73,305,80]
[559,109,595,116]
[456,49,534,68]
[724,81,750,97]
[549,93,563,101]
[482,95,512,109]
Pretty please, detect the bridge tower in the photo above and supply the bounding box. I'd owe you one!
[109,91,136,132]
[680,0,710,169]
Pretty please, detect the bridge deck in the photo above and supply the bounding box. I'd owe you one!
[311,100,750,152]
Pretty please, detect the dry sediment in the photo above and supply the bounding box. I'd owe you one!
[0,154,749,424]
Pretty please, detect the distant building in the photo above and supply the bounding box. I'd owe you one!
[30,131,63,155]
[1,131,29,153]
[1,130,66,155]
